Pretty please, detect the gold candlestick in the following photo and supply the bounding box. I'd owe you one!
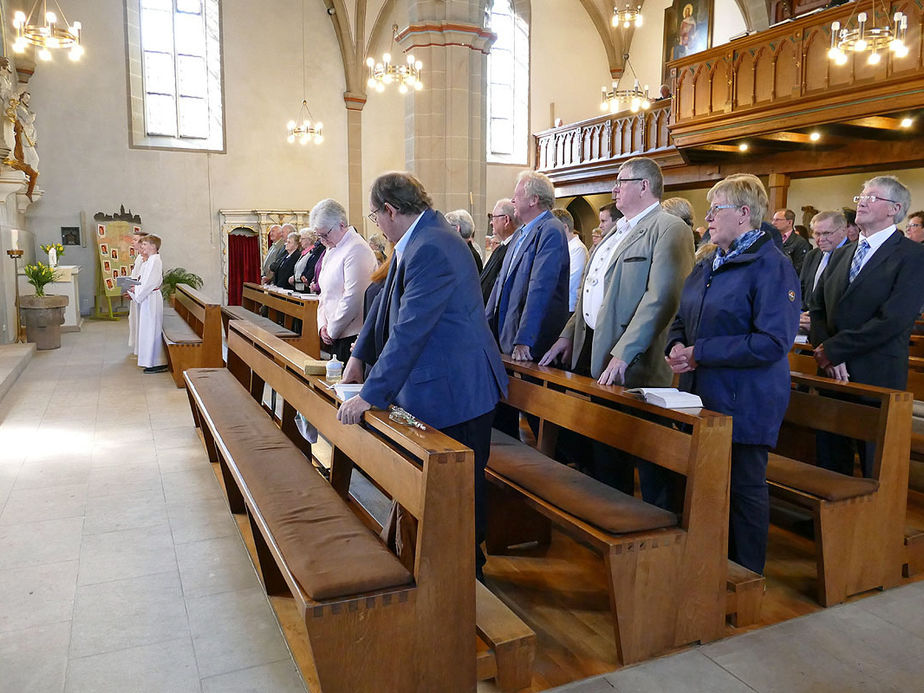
[6,248,25,342]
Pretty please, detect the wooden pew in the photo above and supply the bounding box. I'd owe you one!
[791,344,924,580]
[911,335,924,357]
[484,358,741,666]
[768,372,912,606]
[160,284,223,388]
[184,320,534,692]
[221,282,320,357]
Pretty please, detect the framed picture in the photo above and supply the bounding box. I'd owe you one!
[105,278,114,290]
[100,243,109,255]
[112,270,119,279]
[111,248,119,260]
[663,0,713,71]
[104,261,111,272]
[129,247,136,257]
[120,266,128,276]
[61,226,80,245]
[97,224,105,237]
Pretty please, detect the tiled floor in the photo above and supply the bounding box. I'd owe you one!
[0,321,307,693]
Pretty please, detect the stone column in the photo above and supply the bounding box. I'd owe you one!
[397,9,494,218]
[344,92,366,232]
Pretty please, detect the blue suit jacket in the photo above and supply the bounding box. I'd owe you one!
[353,209,508,429]
[485,211,570,356]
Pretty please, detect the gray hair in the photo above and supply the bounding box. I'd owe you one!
[309,198,348,232]
[662,197,695,228]
[445,209,476,239]
[494,198,518,226]
[551,208,575,232]
[280,223,297,234]
[864,175,911,223]
[810,210,847,231]
[286,231,299,243]
[516,170,556,210]
[620,157,664,199]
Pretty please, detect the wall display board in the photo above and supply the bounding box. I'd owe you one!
[92,207,142,319]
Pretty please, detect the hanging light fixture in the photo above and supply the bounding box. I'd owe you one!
[366,24,423,94]
[286,0,323,145]
[828,0,907,66]
[12,0,84,62]
[612,3,643,30]
[600,53,650,114]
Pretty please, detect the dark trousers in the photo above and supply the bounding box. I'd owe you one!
[441,408,495,581]
[729,443,770,575]
[325,335,355,363]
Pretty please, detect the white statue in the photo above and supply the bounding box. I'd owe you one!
[0,59,15,160]
[11,88,38,199]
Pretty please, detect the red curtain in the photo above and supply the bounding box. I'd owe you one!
[228,232,260,305]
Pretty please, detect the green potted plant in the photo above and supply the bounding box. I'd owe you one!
[161,267,203,303]
[20,261,68,349]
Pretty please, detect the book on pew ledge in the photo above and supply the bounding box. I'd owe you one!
[116,277,140,290]
[625,387,703,409]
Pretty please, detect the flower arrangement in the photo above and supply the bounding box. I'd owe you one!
[40,243,65,257]
[23,262,59,296]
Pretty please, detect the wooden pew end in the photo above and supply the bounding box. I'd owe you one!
[725,560,765,627]
[903,527,924,578]
[476,581,536,692]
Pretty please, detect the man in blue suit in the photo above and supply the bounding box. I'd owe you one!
[486,170,570,362]
[338,171,508,578]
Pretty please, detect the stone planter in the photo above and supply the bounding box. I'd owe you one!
[20,294,68,350]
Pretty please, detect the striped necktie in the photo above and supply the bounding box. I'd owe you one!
[848,239,870,283]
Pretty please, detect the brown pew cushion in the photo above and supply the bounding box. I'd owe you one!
[222,305,298,339]
[488,430,678,534]
[767,453,879,501]
[162,313,202,345]
[186,368,413,600]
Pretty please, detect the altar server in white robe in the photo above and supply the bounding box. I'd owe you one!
[127,231,148,354]
[129,234,168,373]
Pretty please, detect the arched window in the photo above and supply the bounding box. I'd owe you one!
[487,0,529,164]
[126,0,224,151]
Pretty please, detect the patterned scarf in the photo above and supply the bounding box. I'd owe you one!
[712,228,763,272]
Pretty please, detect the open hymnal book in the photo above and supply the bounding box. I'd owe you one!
[115,276,140,290]
[625,387,703,409]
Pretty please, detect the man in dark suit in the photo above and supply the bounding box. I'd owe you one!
[480,198,517,303]
[773,208,811,275]
[338,171,508,578]
[798,211,848,330]
[485,170,570,362]
[810,175,924,477]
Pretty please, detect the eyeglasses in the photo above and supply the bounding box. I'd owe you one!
[487,213,508,222]
[813,231,839,238]
[854,195,897,205]
[367,207,382,223]
[908,220,923,228]
[705,204,739,218]
[317,227,335,239]
[613,178,645,188]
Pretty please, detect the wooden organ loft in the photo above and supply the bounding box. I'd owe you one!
[536,1,924,207]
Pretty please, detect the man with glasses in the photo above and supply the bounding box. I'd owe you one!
[772,208,811,275]
[480,199,518,303]
[799,211,848,319]
[338,171,507,579]
[905,211,924,243]
[540,156,694,498]
[810,175,924,477]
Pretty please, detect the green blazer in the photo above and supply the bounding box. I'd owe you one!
[563,205,694,384]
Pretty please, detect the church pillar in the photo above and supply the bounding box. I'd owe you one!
[344,92,366,231]
[398,7,494,216]
[768,173,791,212]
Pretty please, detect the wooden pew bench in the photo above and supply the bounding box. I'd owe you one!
[790,345,924,580]
[160,284,222,388]
[485,358,741,665]
[184,319,533,692]
[769,371,912,605]
[221,281,320,356]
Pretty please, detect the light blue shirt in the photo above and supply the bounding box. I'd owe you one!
[394,212,426,264]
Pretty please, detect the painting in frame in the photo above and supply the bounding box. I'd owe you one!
[663,0,714,81]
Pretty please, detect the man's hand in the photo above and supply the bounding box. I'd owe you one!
[825,362,850,382]
[538,338,572,367]
[511,344,533,361]
[341,356,364,384]
[337,395,371,425]
[665,343,697,374]
[320,326,333,345]
[598,356,629,386]
[813,343,832,370]
[799,311,811,332]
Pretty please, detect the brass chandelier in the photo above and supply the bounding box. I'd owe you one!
[12,0,84,62]
[828,0,908,66]
[366,25,423,94]
[612,3,643,30]
[600,54,650,114]
[286,0,323,145]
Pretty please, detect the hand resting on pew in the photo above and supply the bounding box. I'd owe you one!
[337,355,370,424]
[538,337,573,367]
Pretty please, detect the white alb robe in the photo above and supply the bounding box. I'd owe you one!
[130,253,166,368]
[128,254,145,353]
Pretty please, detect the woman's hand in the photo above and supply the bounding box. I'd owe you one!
[666,343,697,373]
[320,326,333,345]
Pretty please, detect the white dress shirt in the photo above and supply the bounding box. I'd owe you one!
[567,235,588,312]
[317,227,378,340]
[582,201,660,329]
[853,224,896,275]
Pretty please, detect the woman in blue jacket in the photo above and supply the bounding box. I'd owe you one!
[665,173,800,574]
